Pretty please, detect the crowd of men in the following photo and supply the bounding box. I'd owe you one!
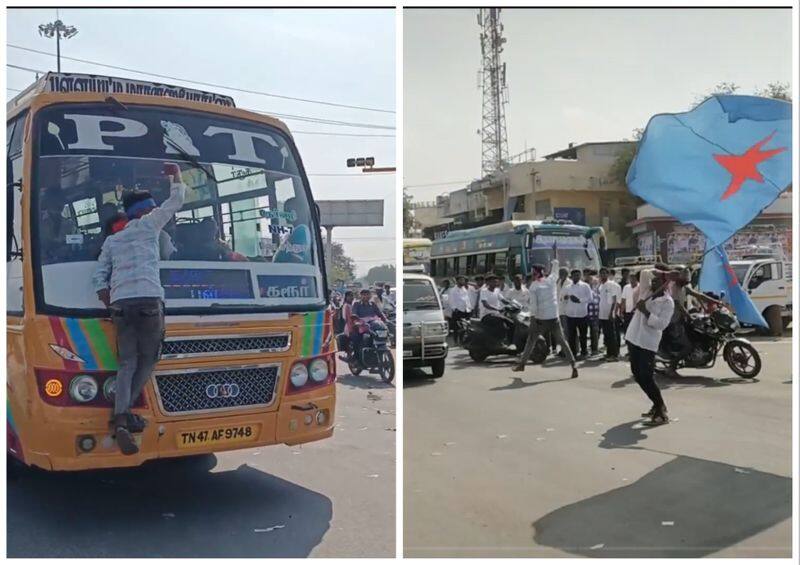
[330,283,396,359]
[437,259,717,426]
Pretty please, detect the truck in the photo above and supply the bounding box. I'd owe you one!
[728,249,792,336]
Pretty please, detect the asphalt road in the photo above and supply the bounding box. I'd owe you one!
[404,336,793,558]
[7,355,396,558]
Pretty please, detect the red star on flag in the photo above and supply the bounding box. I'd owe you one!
[714,132,786,201]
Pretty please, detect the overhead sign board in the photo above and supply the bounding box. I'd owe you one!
[35,72,236,107]
[317,200,384,227]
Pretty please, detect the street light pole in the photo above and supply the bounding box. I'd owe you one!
[38,15,78,73]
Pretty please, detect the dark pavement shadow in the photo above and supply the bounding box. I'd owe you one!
[532,455,791,557]
[337,372,395,390]
[490,375,573,392]
[7,455,332,558]
[598,419,650,450]
[403,368,438,388]
[611,372,739,390]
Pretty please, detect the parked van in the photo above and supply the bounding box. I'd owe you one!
[403,273,448,378]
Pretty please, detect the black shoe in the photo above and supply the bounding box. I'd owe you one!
[127,413,148,434]
[571,367,579,379]
[641,406,656,418]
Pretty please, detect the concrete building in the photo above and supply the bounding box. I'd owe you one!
[420,141,639,252]
[629,190,792,265]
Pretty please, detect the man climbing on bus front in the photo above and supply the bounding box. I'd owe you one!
[92,163,186,455]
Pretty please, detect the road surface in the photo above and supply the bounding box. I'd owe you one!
[404,337,792,558]
[8,355,396,558]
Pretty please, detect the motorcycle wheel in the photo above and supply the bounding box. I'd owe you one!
[469,348,488,363]
[723,341,761,379]
[379,350,395,384]
[348,358,362,376]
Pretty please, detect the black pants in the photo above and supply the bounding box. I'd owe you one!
[589,319,600,353]
[450,309,470,334]
[628,341,665,409]
[601,318,620,357]
[623,312,634,334]
[567,316,588,356]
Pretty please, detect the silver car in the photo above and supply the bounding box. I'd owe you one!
[403,273,449,378]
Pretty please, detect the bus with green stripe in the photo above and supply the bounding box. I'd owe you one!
[429,220,605,283]
[7,73,336,471]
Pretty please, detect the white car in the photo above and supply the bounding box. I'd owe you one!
[403,273,449,378]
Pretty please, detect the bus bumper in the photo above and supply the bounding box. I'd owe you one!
[21,389,335,472]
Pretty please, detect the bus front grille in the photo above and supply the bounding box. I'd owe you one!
[153,364,280,415]
[161,334,291,359]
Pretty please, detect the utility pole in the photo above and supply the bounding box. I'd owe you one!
[38,11,78,73]
[478,8,509,178]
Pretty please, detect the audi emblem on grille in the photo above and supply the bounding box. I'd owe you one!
[205,383,241,399]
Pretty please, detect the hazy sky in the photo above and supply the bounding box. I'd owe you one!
[7,8,396,277]
[404,8,793,203]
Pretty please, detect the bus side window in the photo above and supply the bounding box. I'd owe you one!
[476,254,487,274]
[486,253,496,274]
[453,256,461,277]
[446,257,455,277]
[430,259,437,277]
[494,251,507,277]
[7,113,25,313]
[466,255,475,276]
[507,252,520,277]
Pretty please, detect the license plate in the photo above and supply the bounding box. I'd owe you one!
[403,349,413,357]
[177,424,260,448]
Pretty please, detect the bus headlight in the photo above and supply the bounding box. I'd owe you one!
[69,375,98,403]
[290,363,309,388]
[103,377,116,401]
[309,359,328,383]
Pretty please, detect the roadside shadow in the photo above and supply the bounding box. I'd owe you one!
[611,373,731,390]
[337,372,395,390]
[7,455,332,558]
[598,419,650,450]
[532,455,791,557]
[490,376,573,392]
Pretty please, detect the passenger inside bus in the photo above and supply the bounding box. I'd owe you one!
[39,187,78,263]
[273,196,312,264]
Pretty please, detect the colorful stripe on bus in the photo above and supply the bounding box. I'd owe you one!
[48,317,118,371]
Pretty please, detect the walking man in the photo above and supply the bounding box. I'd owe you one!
[563,269,592,358]
[93,164,186,455]
[514,250,578,378]
[448,276,472,338]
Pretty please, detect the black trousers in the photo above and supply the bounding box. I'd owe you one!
[600,318,620,357]
[628,341,665,409]
[589,318,600,353]
[567,316,588,356]
[450,309,470,333]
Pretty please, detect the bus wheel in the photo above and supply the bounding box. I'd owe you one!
[764,305,783,337]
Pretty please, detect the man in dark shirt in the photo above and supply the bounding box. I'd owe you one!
[350,289,387,353]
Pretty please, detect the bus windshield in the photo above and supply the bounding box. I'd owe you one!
[33,103,324,315]
[528,233,600,272]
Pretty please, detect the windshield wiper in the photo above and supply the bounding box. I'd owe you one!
[163,136,218,182]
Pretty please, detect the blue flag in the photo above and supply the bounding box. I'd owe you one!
[627,95,792,248]
[698,244,767,327]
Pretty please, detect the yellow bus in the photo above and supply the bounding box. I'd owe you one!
[7,73,336,471]
[402,238,432,274]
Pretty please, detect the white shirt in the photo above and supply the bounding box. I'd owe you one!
[557,278,571,316]
[598,280,622,320]
[448,285,472,313]
[562,280,593,318]
[479,287,504,318]
[93,182,186,303]
[625,293,675,352]
[503,286,530,311]
[621,284,637,313]
[528,259,560,320]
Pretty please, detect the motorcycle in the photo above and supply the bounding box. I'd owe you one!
[656,306,761,379]
[462,300,548,364]
[348,316,395,383]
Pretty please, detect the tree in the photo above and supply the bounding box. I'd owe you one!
[327,241,356,284]
[364,264,396,286]
[403,188,417,237]
[691,81,740,108]
[755,81,792,101]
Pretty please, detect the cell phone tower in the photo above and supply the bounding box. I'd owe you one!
[477,8,509,178]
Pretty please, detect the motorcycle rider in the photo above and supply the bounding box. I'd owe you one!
[448,276,472,337]
[350,289,387,358]
[479,274,508,337]
[514,243,578,378]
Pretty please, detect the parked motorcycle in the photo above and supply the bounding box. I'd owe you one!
[461,300,548,364]
[656,306,761,379]
[348,316,395,383]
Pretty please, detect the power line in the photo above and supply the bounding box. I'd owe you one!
[292,130,393,138]
[7,62,395,131]
[8,43,395,114]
